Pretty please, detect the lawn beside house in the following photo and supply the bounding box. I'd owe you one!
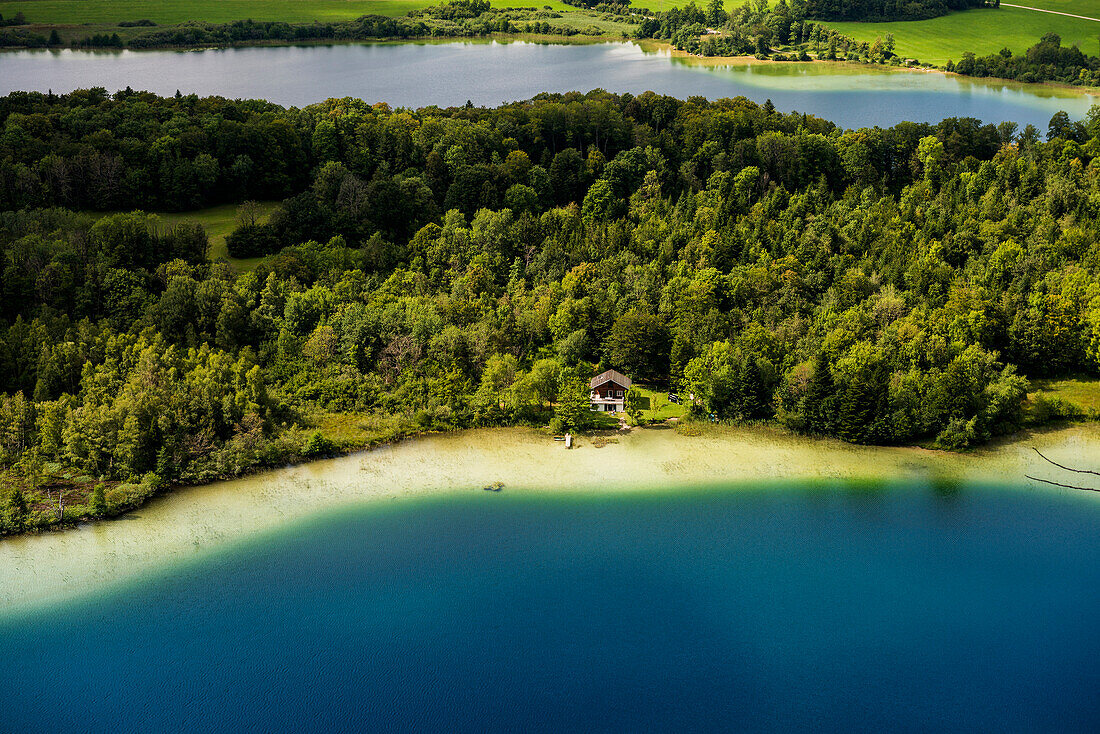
[629,384,687,423]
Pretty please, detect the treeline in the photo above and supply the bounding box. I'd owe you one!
[0,12,58,49]
[410,0,493,20]
[949,33,1100,87]
[0,27,52,47]
[0,11,57,49]
[563,0,631,8]
[3,2,629,51]
[76,33,123,48]
[2,89,1100,531]
[802,0,987,22]
[639,0,897,63]
[124,16,433,49]
[85,6,610,50]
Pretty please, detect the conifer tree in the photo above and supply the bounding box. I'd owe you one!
[89,484,107,517]
[5,486,27,530]
[803,353,836,434]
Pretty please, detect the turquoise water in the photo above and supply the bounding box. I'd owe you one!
[1,41,1097,128]
[2,482,1098,732]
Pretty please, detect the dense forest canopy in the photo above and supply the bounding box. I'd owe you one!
[638,0,859,60]
[801,0,988,22]
[1,88,1099,529]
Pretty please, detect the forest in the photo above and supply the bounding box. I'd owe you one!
[801,0,988,22]
[1,88,1099,531]
[638,0,862,60]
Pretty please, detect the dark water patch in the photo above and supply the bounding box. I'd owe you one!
[1,482,1098,732]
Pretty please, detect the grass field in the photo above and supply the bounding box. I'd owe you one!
[629,385,687,422]
[1029,377,1100,413]
[0,0,641,45]
[150,201,279,266]
[87,202,278,270]
[311,410,421,449]
[826,5,1100,65]
[0,0,579,25]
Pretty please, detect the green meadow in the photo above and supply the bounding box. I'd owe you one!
[152,202,278,266]
[0,0,577,25]
[0,0,709,27]
[86,203,279,271]
[827,5,1100,65]
[1030,377,1100,413]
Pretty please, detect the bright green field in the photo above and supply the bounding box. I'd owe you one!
[148,202,277,265]
[87,203,278,270]
[827,5,1100,65]
[0,0,578,25]
[1030,377,1100,412]
[629,385,687,422]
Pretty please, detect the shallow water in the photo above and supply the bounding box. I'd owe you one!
[1,41,1097,128]
[1,478,1098,732]
[2,424,1098,612]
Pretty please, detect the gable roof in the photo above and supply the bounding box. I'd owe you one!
[590,369,632,389]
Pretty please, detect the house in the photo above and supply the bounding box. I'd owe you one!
[590,369,632,412]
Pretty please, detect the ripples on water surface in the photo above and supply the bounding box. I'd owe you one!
[1,482,1098,732]
[1,41,1097,128]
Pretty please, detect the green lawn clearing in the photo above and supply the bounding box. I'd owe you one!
[1029,377,1100,413]
[87,202,279,270]
[630,384,687,422]
[825,5,1100,65]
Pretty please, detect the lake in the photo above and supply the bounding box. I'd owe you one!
[1,427,1099,732]
[1,40,1097,128]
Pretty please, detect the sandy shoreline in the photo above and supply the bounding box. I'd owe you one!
[1,422,1098,615]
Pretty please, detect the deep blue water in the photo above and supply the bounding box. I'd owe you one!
[2,482,1099,733]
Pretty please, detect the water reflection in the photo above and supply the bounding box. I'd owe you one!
[1,41,1097,128]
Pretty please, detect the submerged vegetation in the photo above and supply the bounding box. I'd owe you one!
[1,87,1100,532]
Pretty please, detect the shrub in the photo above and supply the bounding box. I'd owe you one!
[104,477,158,514]
[1028,392,1085,424]
[226,222,280,258]
[934,417,981,450]
[302,430,336,457]
[89,483,107,517]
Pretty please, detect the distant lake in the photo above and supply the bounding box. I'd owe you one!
[2,40,1098,128]
[2,482,1099,732]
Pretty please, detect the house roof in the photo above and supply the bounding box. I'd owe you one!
[590,369,632,389]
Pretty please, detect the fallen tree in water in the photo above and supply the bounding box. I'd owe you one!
[1026,448,1100,492]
